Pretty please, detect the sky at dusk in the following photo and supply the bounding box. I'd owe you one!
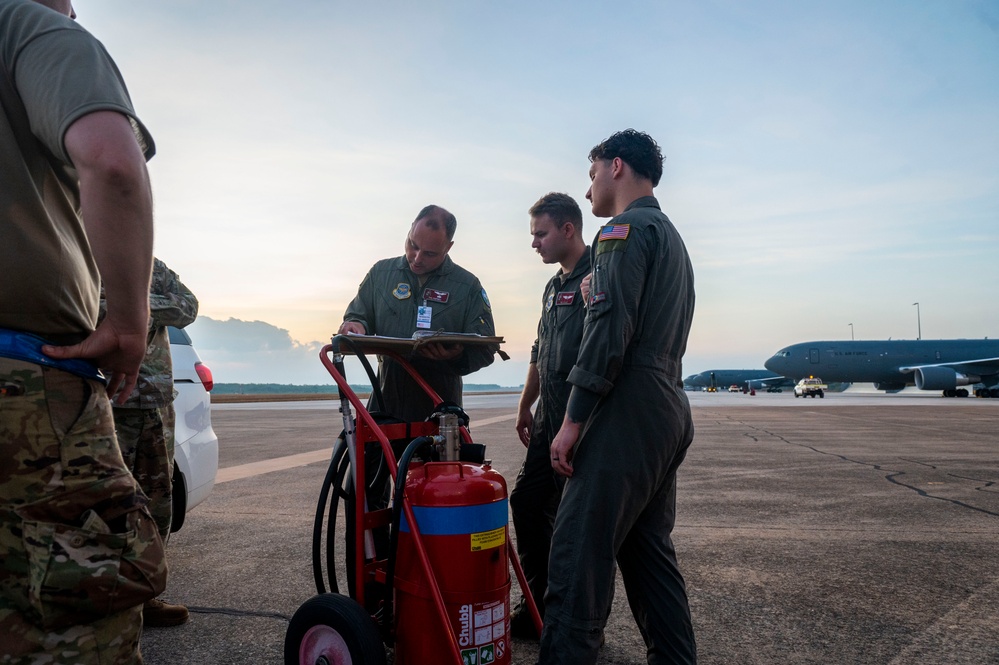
[77,1,999,386]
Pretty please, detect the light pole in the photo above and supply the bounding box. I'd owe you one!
[848,323,854,341]
[912,302,921,340]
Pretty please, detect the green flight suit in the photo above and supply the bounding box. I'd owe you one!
[539,197,697,664]
[343,255,498,422]
[510,249,590,616]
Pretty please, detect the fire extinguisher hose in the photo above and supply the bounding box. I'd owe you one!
[312,434,350,594]
[382,435,436,631]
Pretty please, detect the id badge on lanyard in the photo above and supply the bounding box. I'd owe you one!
[417,305,432,329]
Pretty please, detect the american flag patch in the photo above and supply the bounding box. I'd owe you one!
[599,224,630,241]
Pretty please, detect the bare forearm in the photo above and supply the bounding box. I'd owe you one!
[518,363,540,414]
[514,363,540,446]
[70,112,154,334]
[81,168,153,331]
[47,111,154,399]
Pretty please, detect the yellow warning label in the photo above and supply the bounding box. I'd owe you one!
[470,526,506,552]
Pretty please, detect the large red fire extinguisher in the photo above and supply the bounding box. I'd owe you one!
[394,457,511,665]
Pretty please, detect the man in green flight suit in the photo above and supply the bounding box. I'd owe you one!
[540,130,697,664]
[510,192,590,639]
[339,205,499,422]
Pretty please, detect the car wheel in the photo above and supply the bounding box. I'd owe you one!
[284,594,386,665]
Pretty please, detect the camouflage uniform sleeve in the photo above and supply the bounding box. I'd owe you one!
[148,258,199,330]
[342,268,376,333]
[567,222,650,396]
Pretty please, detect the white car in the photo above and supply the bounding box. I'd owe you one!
[793,377,827,399]
[168,326,219,532]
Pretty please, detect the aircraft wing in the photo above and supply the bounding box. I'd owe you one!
[743,375,795,390]
[898,356,999,376]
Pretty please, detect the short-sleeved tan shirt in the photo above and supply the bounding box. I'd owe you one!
[0,0,154,337]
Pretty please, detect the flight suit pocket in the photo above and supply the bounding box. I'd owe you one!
[18,500,166,630]
[554,306,584,375]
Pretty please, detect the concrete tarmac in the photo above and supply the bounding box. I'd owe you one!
[142,392,999,664]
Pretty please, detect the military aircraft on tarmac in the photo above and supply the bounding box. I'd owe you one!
[765,339,999,397]
[683,369,792,392]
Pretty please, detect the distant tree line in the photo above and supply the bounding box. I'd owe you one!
[212,383,516,395]
[213,383,358,395]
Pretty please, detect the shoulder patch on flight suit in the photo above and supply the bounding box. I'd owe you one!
[393,283,412,299]
[481,288,492,311]
[546,292,555,312]
[596,224,630,255]
[599,224,630,241]
[590,292,607,305]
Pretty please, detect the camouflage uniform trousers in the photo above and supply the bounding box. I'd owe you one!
[112,405,175,541]
[0,359,166,665]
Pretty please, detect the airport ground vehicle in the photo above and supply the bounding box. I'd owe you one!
[167,326,219,532]
[728,384,741,393]
[794,377,826,398]
[683,369,793,393]
[284,334,538,665]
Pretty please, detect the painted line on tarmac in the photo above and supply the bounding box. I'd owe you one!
[216,412,518,483]
[216,449,332,483]
[887,575,999,664]
[471,413,518,428]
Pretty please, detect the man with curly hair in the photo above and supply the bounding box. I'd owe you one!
[540,130,697,664]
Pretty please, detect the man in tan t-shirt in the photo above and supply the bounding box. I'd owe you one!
[0,1,159,662]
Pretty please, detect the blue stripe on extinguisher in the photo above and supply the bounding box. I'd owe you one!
[399,499,509,535]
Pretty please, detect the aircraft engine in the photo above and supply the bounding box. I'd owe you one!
[914,366,980,390]
[873,382,907,392]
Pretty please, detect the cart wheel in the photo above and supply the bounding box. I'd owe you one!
[284,594,386,665]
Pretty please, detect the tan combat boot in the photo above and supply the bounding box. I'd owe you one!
[143,597,190,627]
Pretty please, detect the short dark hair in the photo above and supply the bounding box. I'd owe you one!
[588,129,664,187]
[528,192,582,231]
[413,204,457,240]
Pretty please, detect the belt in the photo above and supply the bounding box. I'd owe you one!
[622,348,680,377]
[0,328,107,384]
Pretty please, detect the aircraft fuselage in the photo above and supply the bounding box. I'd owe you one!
[765,339,999,391]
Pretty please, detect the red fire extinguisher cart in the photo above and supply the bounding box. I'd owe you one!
[284,333,541,665]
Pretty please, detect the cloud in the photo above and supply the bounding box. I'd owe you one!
[185,317,330,385]
[80,2,999,381]
[184,316,526,388]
